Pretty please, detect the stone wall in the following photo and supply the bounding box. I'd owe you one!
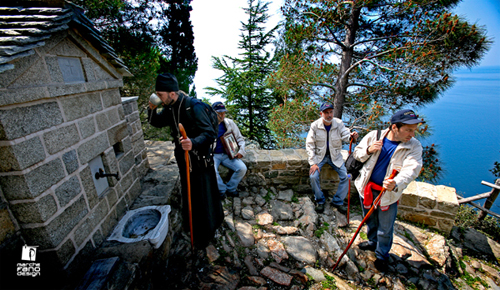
[240,148,459,235]
[0,29,149,279]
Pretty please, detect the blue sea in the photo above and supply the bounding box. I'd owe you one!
[419,66,500,214]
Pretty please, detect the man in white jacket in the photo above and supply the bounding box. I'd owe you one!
[212,102,247,198]
[306,103,358,214]
[352,109,424,273]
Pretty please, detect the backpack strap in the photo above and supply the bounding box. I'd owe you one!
[377,129,381,140]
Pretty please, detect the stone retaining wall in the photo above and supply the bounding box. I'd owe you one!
[239,148,459,235]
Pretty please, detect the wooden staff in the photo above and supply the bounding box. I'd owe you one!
[178,123,194,251]
[332,169,399,272]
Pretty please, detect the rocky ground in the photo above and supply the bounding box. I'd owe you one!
[145,141,500,290]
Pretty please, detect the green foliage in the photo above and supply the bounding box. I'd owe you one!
[314,222,330,238]
[455,205,500,243]
[321,273,337,289]
[269,0,490,148]
[490,155,500,177]
[206,0,279,149]
[418,143,444,183]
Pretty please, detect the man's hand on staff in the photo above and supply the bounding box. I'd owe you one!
[310,164,319,175]
[149,101,157,110]
[180,136,192,151]
[383,178,397,191]
[350,131,359,141]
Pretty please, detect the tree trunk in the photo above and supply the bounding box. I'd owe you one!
[333,5,361,119]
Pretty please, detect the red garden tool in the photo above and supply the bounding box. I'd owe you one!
[179,123,194,251]
[332,169,399,272]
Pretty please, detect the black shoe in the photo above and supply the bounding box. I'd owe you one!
[227,191,239,197]
[331,203,347,215]
[358,241,376,252]
[374,258,388,273]
[315,203,325,213]
[220,192,227,200]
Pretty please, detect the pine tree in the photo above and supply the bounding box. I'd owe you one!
[160,0,198,96]
[206,0,278,149]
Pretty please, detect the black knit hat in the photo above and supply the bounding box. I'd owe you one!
[155,73,179,92]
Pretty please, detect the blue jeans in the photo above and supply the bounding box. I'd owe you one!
[309,154,348,205]
[214,153,247,194]
[360,190,398,261]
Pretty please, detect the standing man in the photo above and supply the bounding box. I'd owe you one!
[353,109,424,272]
[148,73,223,249]
[306,103,358,214]
[212,102,247,198]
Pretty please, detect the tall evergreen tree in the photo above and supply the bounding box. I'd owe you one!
[206,0,278,148]
[160,0,198,97]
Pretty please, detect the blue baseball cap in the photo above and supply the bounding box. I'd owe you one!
[212,101,227,113]
[391,109,425,124]
[319,103,334,112]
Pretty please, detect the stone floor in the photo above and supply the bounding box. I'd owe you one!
[144,141,500,290]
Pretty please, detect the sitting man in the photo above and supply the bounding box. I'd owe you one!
[306,102,358,213]
[212,101,247,198]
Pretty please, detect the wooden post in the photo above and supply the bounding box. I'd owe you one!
[478,179,500,220]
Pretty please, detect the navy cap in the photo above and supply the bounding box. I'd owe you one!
[212,101,227,113]
[391,109,425,124]
[319,103,334,112]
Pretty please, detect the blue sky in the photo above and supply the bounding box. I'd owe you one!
[191,0,500,101]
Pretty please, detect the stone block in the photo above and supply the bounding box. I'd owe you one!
[437,219,455,236]
[0,102,63,140]
[0,137,45,172]
[55,176,82,207]
[10,194,57,224]
[429,210,456,219]
[0,158,66,200]
[127,179,142,202]
[45,56,64,83]
[106,79,123,89]
[52,238,77,266]
[122,101,136,116]
[85,80,107,92]
[118,169,135,193]
[102,148,119,187]
[101,89,122,108]
[62,150,79,174]
[271,163,286,170]
[95,110,112,132]
[80,166,99,209]
[400,191,419,207]
[0,207,16,243]
[0,49,40,89]
[107,122,129,146]
[43,124,80,154]
[78,116,96,140]
[119,151,135,175]
[74,201,108,247]
[105,188,118,209]
[48,83,87,98]
[48,37,87,58]
[22,196,88,249]
[0,87,50,107]
[92,229,105,247]
[132,137,146,157]
[10,58,51,87]
[436,185,459,214]
[77,133,110,165]
[100,208,118,238]
[60,92,103,122]
[81,58,97,82]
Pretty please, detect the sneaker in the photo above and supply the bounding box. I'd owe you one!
[315,203,325,213]
[374,258,388,273]
[358,241,376,252]
[331,203,347,215]
[227,191,239,197]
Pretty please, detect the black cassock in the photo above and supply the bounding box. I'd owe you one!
[148,93,223,248]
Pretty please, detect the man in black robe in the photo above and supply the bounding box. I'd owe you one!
[148,73,223,249]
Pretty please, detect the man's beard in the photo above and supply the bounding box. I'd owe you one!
[322,117,332,124]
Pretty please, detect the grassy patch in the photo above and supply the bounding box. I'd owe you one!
[314,222,330,238]
[359,232,368,240]
[455,204,500,243]
[321,273,337,289]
